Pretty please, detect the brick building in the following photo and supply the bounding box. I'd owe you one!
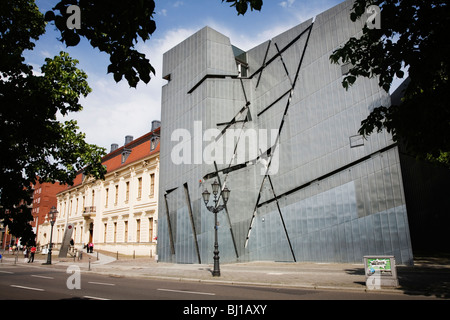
[31,181,66,248]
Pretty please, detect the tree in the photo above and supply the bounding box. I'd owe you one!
[43,0,157,88]
[0,1,106,241]
[329,0,450,167]
[222,0,263,15]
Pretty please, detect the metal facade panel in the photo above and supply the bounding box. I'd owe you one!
[158,0,414,265]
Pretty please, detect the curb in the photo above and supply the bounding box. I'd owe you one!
[1,256,443,297]
[86,268,404,294]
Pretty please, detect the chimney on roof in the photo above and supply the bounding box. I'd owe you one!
[110,143,119,152]
[151,120,161,132]
[124,135,133,145]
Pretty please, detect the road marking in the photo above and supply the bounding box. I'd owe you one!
[10,285,44,291]
[88,281,115,286]
[267,272,284,275]
[31,275,54,279]
[0,270,14,274]
[157,288,215,296]
[83,295,111,300]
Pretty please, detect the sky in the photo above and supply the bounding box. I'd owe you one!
[24,0,351,152]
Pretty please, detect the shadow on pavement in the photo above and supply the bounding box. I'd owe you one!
[345,254,450,298]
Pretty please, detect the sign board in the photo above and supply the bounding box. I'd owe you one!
[364,255,399,289]
[58,224,74,258]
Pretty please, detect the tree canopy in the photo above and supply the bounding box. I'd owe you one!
[222,0,263,15]
[330,0,450,167]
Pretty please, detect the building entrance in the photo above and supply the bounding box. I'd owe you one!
[89,222,94,244]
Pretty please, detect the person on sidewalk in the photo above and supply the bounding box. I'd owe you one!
[88,242,94,253]
[28,246,36,263]
[23,247,28,263]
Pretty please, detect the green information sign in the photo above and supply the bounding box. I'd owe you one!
[367,258,392,273]
[363,255,399,288]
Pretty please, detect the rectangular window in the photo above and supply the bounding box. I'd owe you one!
[149,218,154,242]
[115,185,119,205]
[126,181,130,202]
[104,223,107,243]
[136,219,141,243]
[149,173,155,197]
[124,221,128,243]
[113,222,117,243]
[349,134,364,148]
[105,188,109,207]
[137,177,142,199]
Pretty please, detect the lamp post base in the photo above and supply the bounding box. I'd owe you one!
[42,250,52,265]
[213,247,220,277]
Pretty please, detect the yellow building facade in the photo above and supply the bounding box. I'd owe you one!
[47,125,160,257]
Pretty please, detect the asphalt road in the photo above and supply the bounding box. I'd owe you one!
[0,263,440,302]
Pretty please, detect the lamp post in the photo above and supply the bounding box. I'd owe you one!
[202,180,230,277]
[43,206,57,265]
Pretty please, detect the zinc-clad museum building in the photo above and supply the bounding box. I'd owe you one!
[156,0,448,265]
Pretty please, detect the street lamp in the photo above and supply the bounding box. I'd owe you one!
[202,180,230,277]
[43,206,57,265]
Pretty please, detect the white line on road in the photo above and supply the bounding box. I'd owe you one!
[157,288,216,296]
[10,285,44,291]
[83,295,111,300]
[0,270,14,274]
[88,281,115,286]
[31,275,54,279]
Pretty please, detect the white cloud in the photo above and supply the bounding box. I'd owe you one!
[40,50,51,58]
[291,0,340,23]
[59,27,199,151]
[173,1,184,8]
[279,0,295,8]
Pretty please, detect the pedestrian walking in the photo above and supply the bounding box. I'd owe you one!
[28,246,36,263]
[23,247,28,263]
[88,242,94,253]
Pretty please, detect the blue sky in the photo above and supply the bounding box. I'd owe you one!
[24,0,344,151]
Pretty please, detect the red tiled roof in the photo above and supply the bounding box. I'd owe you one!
[59,127,160,193]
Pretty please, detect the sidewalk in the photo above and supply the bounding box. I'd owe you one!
[2,251,450,298]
